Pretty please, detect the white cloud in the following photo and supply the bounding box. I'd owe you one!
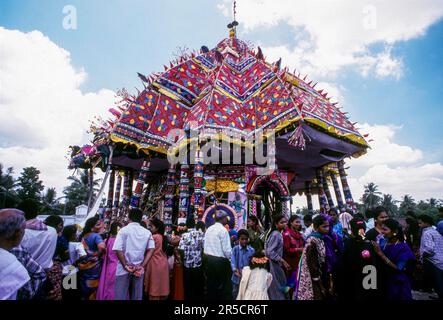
[351,163,443,200]
[217,0,443,79]
[315,82,346,104]
[291,123,443,210]
[373,47,404,79]
[0,28,115,195]
[347,123,442,202]
[352,123,423,167]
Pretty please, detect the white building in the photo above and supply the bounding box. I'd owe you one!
[37,204,90,227]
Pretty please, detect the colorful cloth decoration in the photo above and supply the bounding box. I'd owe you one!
[104,169,115,226]
[203,203,238,230]
[112,172,122,222]
[228,192,247,229]
[330,172,344,209]
[322,173,335,210]
[205,179,239,193]
[338,160,356,212]
[305,181,314,215]
[164,164,176,233]
[316,169,329,213]
[178,162,190,220]
[193,147,204,221]
[130,160,150,209]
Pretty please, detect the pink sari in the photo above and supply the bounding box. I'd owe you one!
[96,237,118,300]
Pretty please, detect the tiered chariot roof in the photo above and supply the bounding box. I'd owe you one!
[72,29,369,193]
[111,36,368,153]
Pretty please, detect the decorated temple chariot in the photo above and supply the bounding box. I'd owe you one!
[69,20,369,233]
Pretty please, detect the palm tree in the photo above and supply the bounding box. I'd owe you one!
[361,182,382,210]
[0,164,19,208]
[0,164,17,191]
[381,194,398,216]
[427,198,438,208]
[41,188,63,214]
[399,194,416,216]
[63,169,101,215]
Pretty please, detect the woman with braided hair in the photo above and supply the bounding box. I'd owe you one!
[265,214,290,300]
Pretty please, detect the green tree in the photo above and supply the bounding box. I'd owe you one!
[361,182,382,211]
[63,169,100,215]
[295,207,310,216]
[426,198,439,208]
[381,194,398,216]
[414,199,439,219]
[41,187,64,214]
[0,164,19,208]
[399,194,416,216]
[0,164,16,191]
[16,167,44,203]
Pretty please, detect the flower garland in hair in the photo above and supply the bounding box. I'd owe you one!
[251,256,269,265]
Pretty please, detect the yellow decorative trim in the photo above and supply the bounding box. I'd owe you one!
[303,117,369,148]
[283,72,300,87]
[110,134,143,150]
[193,58,213,73]
[140,144,169,155]
[166,133,255,158]
[206,179,239,193]
[257,116,302,143]
[110,133,170,156]
[214,86,243,104]
[152,82,190,106]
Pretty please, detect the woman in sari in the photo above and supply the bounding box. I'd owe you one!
[145,218,170,300]
[265,214,290,300]
[44,215,67,300]
[97,222,121,300]
[247,216,264,254]
[342,218,379,300]
[372,218,416,300]
[323,214,344,299]
[78,217,105,300]
[282,215,304,295]
[404,212,423,290]
[295,215,329,300]
[169,224,186,300]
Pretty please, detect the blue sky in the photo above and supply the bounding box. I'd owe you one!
[342,22,443,156]
[0,0,228,91]
[1,0,442,201]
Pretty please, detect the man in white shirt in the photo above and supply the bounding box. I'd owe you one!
[204,210,232,300]
[113,208,155,300]
[0,209,31,300]
[19,199,57,270]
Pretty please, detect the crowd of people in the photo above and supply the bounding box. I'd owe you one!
[1,199,442,301]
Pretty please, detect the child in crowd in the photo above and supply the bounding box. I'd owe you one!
[62,225,86,271]
[237,251,273,300]
[231,229,255,298]
[61,225,86,300]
